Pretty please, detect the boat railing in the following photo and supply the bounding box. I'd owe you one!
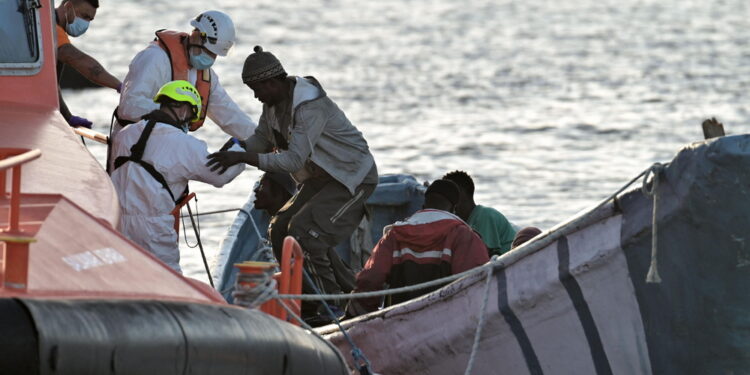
[0,148,42,290]
[72,127,109,144]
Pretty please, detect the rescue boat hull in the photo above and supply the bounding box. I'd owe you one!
[0,298,348,375]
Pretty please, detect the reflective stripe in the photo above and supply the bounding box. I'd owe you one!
[393,248,453,259]
[330,188,365,224]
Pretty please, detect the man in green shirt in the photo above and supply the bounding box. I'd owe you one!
[443,170,516,256]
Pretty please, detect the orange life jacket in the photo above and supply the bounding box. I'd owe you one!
[154,30,211,131]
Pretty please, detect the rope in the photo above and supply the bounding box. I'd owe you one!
[464,255,497,375]
[301,269,375,375]
[642,162,664,283]
[276,262,494,301]
[233,268,278,309]
[183,197,214,288]
[180,207,242,218]
[276,299,354,375]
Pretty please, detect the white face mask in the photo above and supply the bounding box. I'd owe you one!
[64,4,90,37]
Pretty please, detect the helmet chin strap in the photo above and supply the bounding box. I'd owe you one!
[165,106,190,128]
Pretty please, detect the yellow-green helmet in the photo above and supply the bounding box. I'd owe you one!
[153,80,202,122]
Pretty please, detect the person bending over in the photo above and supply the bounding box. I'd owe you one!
[111,80,245,272]
[206,46,377,317]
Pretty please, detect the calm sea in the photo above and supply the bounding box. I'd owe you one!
[63,0,750,281]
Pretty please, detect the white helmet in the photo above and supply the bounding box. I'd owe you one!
[189,10,235,57]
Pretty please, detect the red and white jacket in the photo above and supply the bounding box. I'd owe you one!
[354,209,489,311]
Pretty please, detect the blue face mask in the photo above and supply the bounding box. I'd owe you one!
[65,6,89,37]
[189,50,215,70]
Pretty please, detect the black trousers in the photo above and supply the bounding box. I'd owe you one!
[269,174,376,305]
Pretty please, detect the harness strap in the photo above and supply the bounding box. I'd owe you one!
[113,119,187,204]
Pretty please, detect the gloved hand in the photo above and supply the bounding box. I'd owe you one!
[116,83,123,94]
[68,115,93,129]
[219,137,246,151]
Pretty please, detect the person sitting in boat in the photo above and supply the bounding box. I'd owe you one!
[254,172,297,217]
[346,179,489,316]
[111,80,245,273]
[511,226,543,249]
[113,10,255,166]
[54,0,121,129]
[443,170,517,256]
[205,46,377,318]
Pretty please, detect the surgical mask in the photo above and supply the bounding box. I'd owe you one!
[65,6,89,37]
[189,50,215,70]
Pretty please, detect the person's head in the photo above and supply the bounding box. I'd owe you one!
[187,10,236,70]
[254,172,296,214]
[511,227,542,249]
[423,179,460,213]
[58,0,99,37]
[442,170,476,220]
[242,46,288,106]
[153,80,202,131]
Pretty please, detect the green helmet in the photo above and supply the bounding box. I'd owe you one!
[153,80,202,122]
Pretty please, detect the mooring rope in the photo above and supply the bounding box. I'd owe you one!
[642,162,665,283]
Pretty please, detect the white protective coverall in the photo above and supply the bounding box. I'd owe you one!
[111,119,245,273]
[115,41,256,144]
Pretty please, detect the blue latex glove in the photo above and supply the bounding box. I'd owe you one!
[116,83,122,93]
[68,115,93,129]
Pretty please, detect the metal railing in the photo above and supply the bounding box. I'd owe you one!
[0,148,41,290]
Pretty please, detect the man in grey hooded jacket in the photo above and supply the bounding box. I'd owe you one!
[207,46,378,316]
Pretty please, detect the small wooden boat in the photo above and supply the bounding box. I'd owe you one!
[316,135,750,374]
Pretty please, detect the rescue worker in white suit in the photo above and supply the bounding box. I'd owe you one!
[112,10,255,171]
[111,80,245,272]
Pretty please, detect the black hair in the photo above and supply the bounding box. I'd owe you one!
[423,192,454,212]
[442,170,474,197]
[264,176,293,200]
[68,0,99,8]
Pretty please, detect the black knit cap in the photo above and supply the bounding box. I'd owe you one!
[425,179,460,207]
[242,45,286,84]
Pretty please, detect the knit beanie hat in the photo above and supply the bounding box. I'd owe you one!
[242,45,286,84]
[425,179,460,207]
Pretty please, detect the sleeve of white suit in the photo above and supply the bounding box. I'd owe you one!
[182,137,245,188]
[118,46,170,122]
[206,73,257,139]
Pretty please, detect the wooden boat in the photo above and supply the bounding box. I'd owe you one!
[0,2,346,373]
[315,135,750,374]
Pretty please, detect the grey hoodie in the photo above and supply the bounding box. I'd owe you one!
[245,76,376,194]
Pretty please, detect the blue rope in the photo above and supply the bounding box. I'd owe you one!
[302,269,373,375]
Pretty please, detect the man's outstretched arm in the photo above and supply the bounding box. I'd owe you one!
[58,44,121,90]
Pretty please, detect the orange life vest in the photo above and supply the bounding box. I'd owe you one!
[155,30,211,131]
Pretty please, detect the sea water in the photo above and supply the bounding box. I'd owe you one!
[62,0,750,282]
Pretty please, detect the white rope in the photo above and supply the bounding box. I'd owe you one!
[642,163,664,283]
[276,261,495,301]
[463,256,497,375]
[233,269,278,309]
